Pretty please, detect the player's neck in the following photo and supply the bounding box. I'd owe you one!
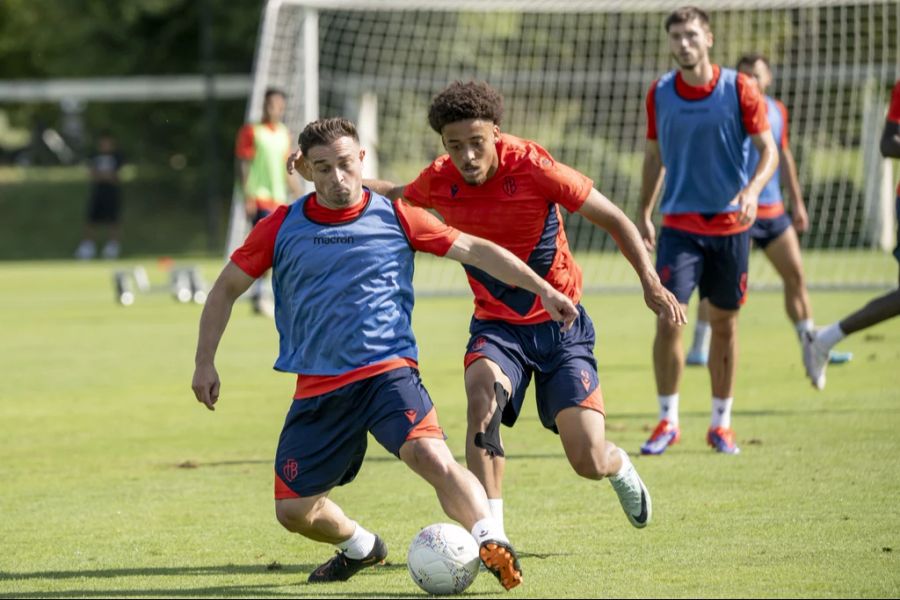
[680,60,715,87]
[315,189,366,211]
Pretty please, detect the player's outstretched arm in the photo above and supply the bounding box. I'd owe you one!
[780,143,808,232]
[881,120,900,158]
[192,262,255,411]
[579,189,686,325]
[444,233,579,330]
[636,140,664,252]
[732,130,779,226]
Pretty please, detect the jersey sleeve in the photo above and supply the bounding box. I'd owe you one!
[235,124,256,160]
[736,73,770,135]
[394,200,460,256]
[230,205,289,277]
[775,99,789,148]
[645,81,659,140]
[888,81,900,123]
[530,147,594,213]
[401,165,435,208]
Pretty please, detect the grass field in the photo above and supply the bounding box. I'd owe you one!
[1,259,899,598]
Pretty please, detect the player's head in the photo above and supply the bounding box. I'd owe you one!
[428,81,503,186]
[665,6,713,70]
[298,117,365,209]
[737,53,772,93]
[263,88,287,123]
[97,130,115,153]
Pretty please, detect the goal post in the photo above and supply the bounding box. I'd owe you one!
[230,0,900,293]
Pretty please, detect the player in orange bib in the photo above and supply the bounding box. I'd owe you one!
[290,81,685,538]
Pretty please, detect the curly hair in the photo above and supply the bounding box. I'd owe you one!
[298,117,358,155]
[427,81,504,134]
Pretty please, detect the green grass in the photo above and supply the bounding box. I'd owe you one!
[1,259,899,598]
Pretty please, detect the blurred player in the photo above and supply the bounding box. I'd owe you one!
[636,7,779,455]
[292,81,685,536]
[234,88,302,315]
[193,117,586,589]
[74,132,124,260]
[801,80,900,389]
[685,53,852,368]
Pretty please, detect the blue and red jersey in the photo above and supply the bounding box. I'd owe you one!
[752,95,790,219]
[889,81,900,196]
[403,134,593,325]
[646,65,770,235]
[231,190,459,398]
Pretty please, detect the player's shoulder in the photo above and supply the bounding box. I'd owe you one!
[499,134,555,171]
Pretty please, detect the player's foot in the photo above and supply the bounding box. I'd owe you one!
[307,535,387,583]
[74,240,96,260]
[609,450,652,528]
[640,419,680,455]
[706,426,740,455]
[802,330,829,390]
[685,347,708,366]
[828,350,853,364]
[479,540,523,590]
[101,241,120,259]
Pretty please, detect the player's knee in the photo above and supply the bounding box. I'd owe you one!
[784,269,805,292]
[569,451,611,480]
[275,499,318,534]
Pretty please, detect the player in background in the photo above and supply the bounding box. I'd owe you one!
[684,53,852,367]
[636,7,779,456]
[801,80,900,389]
[291,81,685,538]
[74,132,125,260]
[193,117,584,589]
[234,87,302,315]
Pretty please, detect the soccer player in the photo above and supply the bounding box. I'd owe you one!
[234,87,302,315]
[193,117,582,590]
[801,80,900,389]
[74,132,125,260]
[292,81,685,537]
[684,53,852,368]
[636,7,779,455]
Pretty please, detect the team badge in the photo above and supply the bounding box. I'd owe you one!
[580,369,592,392]
[502,176,517,196]
[282,458,299,482]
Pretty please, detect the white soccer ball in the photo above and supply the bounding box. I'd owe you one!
[407,523,480,595]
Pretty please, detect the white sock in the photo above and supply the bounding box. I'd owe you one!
[818,323,846,350]
[794,319,814,339]
[658,394,679,426]
[337,521,376,559]
[487,499,505,538]
[610,448,632,481]
[711,396,733,429]
[471,517,508,545]
[691,320,711,351]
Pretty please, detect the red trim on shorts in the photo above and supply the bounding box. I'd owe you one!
[756,201,785,220]
[578,387,606,417]
[463,352,487,370]
[274,472,300,500]
[405,407,445,441]
[662,212,751,236]
[294,358,419,399]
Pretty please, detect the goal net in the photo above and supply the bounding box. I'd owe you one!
[230,0,900,294]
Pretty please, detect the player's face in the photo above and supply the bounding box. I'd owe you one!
[264,94,286,123]
[305,136,366,209]
[667,20,713,69]
[440,119,500,186]
[739,60,772,93]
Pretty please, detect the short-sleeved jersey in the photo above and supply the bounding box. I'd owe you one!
[403,134,593,324]
[231,189,460,398]
[646,65,770,235]
[888,81,900,195]
[235,122,292,210]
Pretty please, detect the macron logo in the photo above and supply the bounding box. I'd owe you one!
[314,235,355,245]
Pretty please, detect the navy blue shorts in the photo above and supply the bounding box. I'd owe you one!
[750,212,792,250]
[274,367,443,498]
[464,305,605,434]
[656,227,750,310]
[894,195,900,265]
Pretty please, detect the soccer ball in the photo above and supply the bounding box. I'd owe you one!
[407,523,480,595]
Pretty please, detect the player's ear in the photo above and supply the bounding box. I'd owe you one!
[358,148,366,163]
[492,124,501,144]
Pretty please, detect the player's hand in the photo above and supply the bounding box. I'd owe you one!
[636,214,656,252]
[731,188,759,226]
[286,148,313,181]
[642,279,686,325]
[792,203,809,233]
[192,363,221,411]
[538,286,579,332]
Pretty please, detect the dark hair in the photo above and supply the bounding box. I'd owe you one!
[664,6,710,32]
[298,117,359,154]
[736,52,770,71]
[427,81,504,134]
[265,87,286,101]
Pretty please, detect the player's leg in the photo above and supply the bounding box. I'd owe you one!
[762,225,810,330]
[686,297,711,366]
[368,367,522,590]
